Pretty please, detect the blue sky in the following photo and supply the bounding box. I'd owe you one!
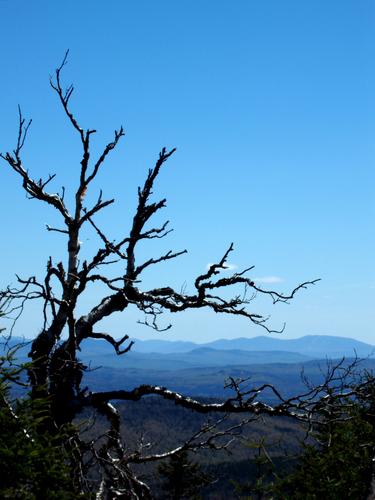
[0,1,374,343]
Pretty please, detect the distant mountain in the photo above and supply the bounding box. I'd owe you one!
[126,339,197,354]
[127,334,375,360]
[4,334,375,401]
[3,334,375,372]
[79,346,313,370]
[204,335,375,359]
[83,357,375,400]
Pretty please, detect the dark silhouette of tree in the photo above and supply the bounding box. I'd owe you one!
[158,450,212,499]
[4,52,367,498]
[270,372,375,499]
[232,437,276,500]
[0,334,81,497]
[233,365,375,500]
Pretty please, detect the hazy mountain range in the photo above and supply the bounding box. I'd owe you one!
[4,334,375,399]
[3,334,375,371]
[79,334,375,399]
[128,335,375,357]
[78,334,375,370]
[83,357,375,400]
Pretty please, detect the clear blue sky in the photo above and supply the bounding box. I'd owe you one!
[0,1,374,343]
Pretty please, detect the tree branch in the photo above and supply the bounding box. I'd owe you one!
[82,332,134,355]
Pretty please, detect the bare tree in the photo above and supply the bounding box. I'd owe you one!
[0,52,327,497]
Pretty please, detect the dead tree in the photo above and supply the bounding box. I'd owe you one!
[1,52,325,497]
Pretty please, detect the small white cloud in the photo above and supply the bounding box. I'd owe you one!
[253,276,284,284]
[223,263,238,271]
[206,262,238,272]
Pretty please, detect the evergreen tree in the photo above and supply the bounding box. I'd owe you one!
[233,438,277,500]
[271,399,375,499]
[0,345,84,499]
[268,375,375,499]
[158,450,212,499]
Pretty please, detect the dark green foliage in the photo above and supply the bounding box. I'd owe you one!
[0,350,84,499]
[271,403,375,499]
[234,375,375,500]
[232,438,279,500]
[158,450,212,499]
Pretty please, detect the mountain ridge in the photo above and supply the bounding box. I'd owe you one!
[128,334,375,359]
[3,334,374,369]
